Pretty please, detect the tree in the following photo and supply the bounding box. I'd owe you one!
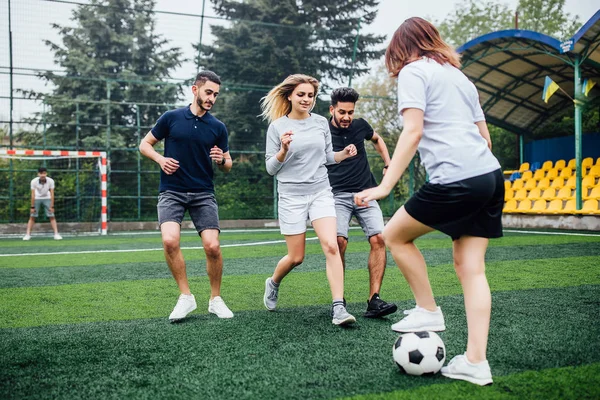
[25,0,183,150]
[436,0,580,47]
[436,0,513,47]
[15,0,185,221]
[197,0,385,150]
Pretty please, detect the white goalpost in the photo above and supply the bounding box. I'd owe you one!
[0,149,108,235]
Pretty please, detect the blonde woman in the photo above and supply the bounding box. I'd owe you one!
[355,18,503,385]
[262,74,358,326]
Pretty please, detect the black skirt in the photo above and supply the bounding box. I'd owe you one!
[404,169,504,241]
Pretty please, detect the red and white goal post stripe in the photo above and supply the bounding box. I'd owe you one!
[0,149,108,235]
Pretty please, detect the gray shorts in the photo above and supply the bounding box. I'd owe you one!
[334,191,384,239]
[31,199,54,218]
[157,190,219,233]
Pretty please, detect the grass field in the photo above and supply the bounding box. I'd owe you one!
[1,228,599,399]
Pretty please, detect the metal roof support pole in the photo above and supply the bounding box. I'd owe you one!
[519,134,524,165]
[574,55,583,210]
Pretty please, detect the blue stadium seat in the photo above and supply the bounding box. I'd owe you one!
[509,172,522,182]
[530,162,541,172]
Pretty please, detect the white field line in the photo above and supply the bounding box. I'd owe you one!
[2,228,598,258]
[0,237,320,257]
[503,229,600,237]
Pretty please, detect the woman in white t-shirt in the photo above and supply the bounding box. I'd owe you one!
[261,74,358,326]
[355,17,503,386]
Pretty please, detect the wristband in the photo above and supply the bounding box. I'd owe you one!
[219,157,227,166]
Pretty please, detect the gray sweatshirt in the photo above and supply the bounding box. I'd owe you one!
[265,114,337,195]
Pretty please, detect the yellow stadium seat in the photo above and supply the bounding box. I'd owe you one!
[530,200,548,213]
[503,199,518,213]
[537,178,551,190]
[566,159,575,169]
[562,199,576,213]
[582,157,594,170]
[554,159,566,170]
[588,166,600,178]
[550,177,564,189]
[574,200,600,215]
[514,189,528,201]
[533,169,545,180]
[546,168,559,180]
[527,188,542,200]
[547,199,563,214]
[582,175,596,189]
[504,189,514,201]
[516,199,532,213]
[524,179,538,190]
[584,186,600,200]
[596,157,600,167]
[504,180,511,190]
[559,167,573,178]
[512,179,524,190]
[541,160,553,171]
[518,162,530,172]
[556,187,573,200]
[521,170,533,180]
[564,176,576,189]
[541,188,556,200]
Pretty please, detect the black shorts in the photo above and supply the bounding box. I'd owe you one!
[404,169,504,241]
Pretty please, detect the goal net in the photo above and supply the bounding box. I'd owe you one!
[0,149,108,235]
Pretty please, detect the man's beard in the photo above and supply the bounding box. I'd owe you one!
[196,97,212,111]
[334,114,351,129]
[39,177,47,184]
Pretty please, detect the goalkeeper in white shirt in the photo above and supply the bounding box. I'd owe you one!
[23,167,62,240]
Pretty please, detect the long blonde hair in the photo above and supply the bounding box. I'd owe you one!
[260,74,319,123]
[385,17,460,77]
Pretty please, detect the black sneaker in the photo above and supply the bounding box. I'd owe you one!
[364,293,398,318]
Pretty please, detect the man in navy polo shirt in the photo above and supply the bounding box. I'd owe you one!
[326,87,398,318]
[140,70,234,322]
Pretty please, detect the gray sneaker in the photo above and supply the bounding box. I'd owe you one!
[441,354,493,386]
[331,304,356,326]
[263,277,279,311]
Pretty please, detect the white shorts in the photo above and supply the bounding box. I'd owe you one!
[278,188,337,235]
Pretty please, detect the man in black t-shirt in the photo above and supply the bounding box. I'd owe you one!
[326,87,397,318]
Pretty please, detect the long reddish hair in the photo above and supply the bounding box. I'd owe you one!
[385,17,460,77]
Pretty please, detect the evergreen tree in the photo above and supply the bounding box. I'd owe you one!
[27,0,183,150]
[197,0,385,150]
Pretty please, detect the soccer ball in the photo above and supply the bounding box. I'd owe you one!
[392,331,446,375]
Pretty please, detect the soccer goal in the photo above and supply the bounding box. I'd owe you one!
[0,149,108,235]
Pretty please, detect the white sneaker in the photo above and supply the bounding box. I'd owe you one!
[23,234,31,241]
[169,294,197,322]
[263,277,279,311]
[441,354,493,386]
[331,304,356,326]
[208,296,234,319]
[391,305,445,332]
[54,234,63,240]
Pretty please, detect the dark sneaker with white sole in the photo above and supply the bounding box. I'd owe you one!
[364,293,398,318]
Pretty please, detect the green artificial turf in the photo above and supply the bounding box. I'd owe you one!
[1,230,598,399]
[0,255,598,328]
[1,286,598,399]
[1,241,598,289]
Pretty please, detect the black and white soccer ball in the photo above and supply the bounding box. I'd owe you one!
[392,331,446,375]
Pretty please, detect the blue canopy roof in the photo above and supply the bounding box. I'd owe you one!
[457,10,600,136]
